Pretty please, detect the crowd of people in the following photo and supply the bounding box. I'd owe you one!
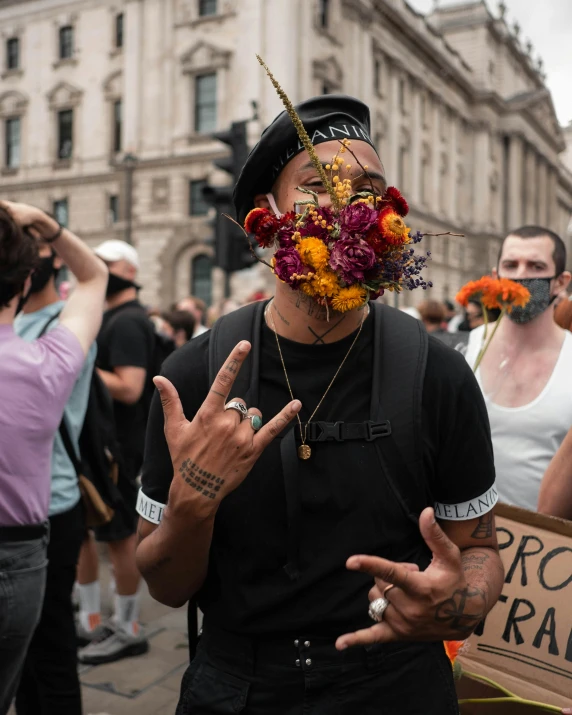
[1,92,572,715]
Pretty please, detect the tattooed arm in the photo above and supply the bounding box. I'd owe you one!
[136,341,301,607]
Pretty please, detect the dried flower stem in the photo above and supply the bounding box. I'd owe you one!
[473,307,506,372]
[256,55,340,210]
[423,231,465,237]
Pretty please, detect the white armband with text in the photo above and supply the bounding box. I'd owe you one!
[136,489,166,525]
[434,484,498,521]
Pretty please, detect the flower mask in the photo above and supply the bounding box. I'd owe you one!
[245,57,434,314]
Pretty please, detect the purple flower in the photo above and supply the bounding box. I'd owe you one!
[339,202,378,239]
[277,212,297,247]
[329,237,376,283]
[273,247,305,287]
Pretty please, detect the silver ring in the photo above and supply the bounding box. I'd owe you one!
[244,414,263,431]
[368,597,389,623]
[224,401,248,419]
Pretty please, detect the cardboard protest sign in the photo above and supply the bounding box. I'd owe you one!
[458,503,572,709]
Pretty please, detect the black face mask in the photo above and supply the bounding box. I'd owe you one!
[29,252,57,295]
[16,286,33,315]
[507,277,557,325]
[106,273,139,299]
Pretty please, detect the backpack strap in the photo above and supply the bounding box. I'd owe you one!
[370,302,431,523]
[207,300,268,404]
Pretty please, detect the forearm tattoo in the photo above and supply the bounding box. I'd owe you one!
[461,550,490,572]
[470,511,494,539]
[434,586,487,636]
[179,458,224,500]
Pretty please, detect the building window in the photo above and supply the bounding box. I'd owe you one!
[374,58,382,94]
[319,0,330,28]
[194,73,217,133]
[115,13,124,48]
[189,180,209,216]
[53,199,69,227]
[421,157,429,205]
[57,109,73,160]
[191,254,213,306]
[5,118,21,169]
[198,0,217,16]
[113,100,122,153]
[59,25,74,60]
[109,195,119,223]
[322,82,332,95]
[6,37,19,70]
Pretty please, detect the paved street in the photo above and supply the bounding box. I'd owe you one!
[10,549,191,715]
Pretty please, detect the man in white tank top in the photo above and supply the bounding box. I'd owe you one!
[465,226,572,512]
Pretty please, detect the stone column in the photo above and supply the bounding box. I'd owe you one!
[448,114,459,222]
[507,134,524,230]
[472,126,490,231]
[410,83,422,207]
[524,148,538,225]
[124,0,143,153]
[388,64,400,185]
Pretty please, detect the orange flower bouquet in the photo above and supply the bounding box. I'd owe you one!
[455,277,530,371]
[445,640,571,712]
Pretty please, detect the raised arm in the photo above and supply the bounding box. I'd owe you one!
[136,341,301,607]
[0,201,108,356]
[538,426,572,520]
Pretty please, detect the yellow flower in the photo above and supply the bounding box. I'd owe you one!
[297,237,330,271]
[309,269,340,297]
[331,285,368,313]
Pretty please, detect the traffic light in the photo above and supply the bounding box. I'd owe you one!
[202,120,256,275]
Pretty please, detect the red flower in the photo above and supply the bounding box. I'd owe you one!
[365,225,388,255]
[244,207,279,248]
[385,186,409,217]
[377,207,411,246]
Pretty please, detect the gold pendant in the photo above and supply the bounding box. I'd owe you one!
[298,444,312,460]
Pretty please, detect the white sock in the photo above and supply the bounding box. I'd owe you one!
[78,581,101,631]
[114,593,141,636]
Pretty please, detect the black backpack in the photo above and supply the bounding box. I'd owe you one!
[39,312,125,527]
[208,299,432,579]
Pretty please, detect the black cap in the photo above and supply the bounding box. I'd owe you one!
[233,94,377,223]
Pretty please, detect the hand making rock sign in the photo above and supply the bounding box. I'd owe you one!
[154,339,302,512]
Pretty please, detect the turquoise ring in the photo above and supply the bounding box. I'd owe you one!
[246,414,263,432]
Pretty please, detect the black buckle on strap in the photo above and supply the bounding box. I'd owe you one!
[308,421,344,442]
[365,420,392,441]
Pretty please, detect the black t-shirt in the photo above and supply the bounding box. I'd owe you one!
[141,312,495,636]
[97,300,155,474]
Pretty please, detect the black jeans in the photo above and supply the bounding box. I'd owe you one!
[15,501,85,715]
[176,625,459,715]
[0,533,48,715]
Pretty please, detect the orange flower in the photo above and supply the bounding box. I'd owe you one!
[444,640,464,665]
[385,186,409,217]
[455,276,497,308]
[457,276,531,313]
[492,278,531,312]
[378,207,411,246]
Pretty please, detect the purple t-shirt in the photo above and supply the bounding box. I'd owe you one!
[0,323,84,526]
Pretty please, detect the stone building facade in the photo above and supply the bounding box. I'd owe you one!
[1,0,571,309]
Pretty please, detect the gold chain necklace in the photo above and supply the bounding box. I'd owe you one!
[266,300,368,460]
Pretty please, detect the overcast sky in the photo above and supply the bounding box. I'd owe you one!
[406,0,572,126]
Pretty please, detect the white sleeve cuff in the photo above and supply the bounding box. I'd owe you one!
[434,484,498,521]
[136,489,166,525]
